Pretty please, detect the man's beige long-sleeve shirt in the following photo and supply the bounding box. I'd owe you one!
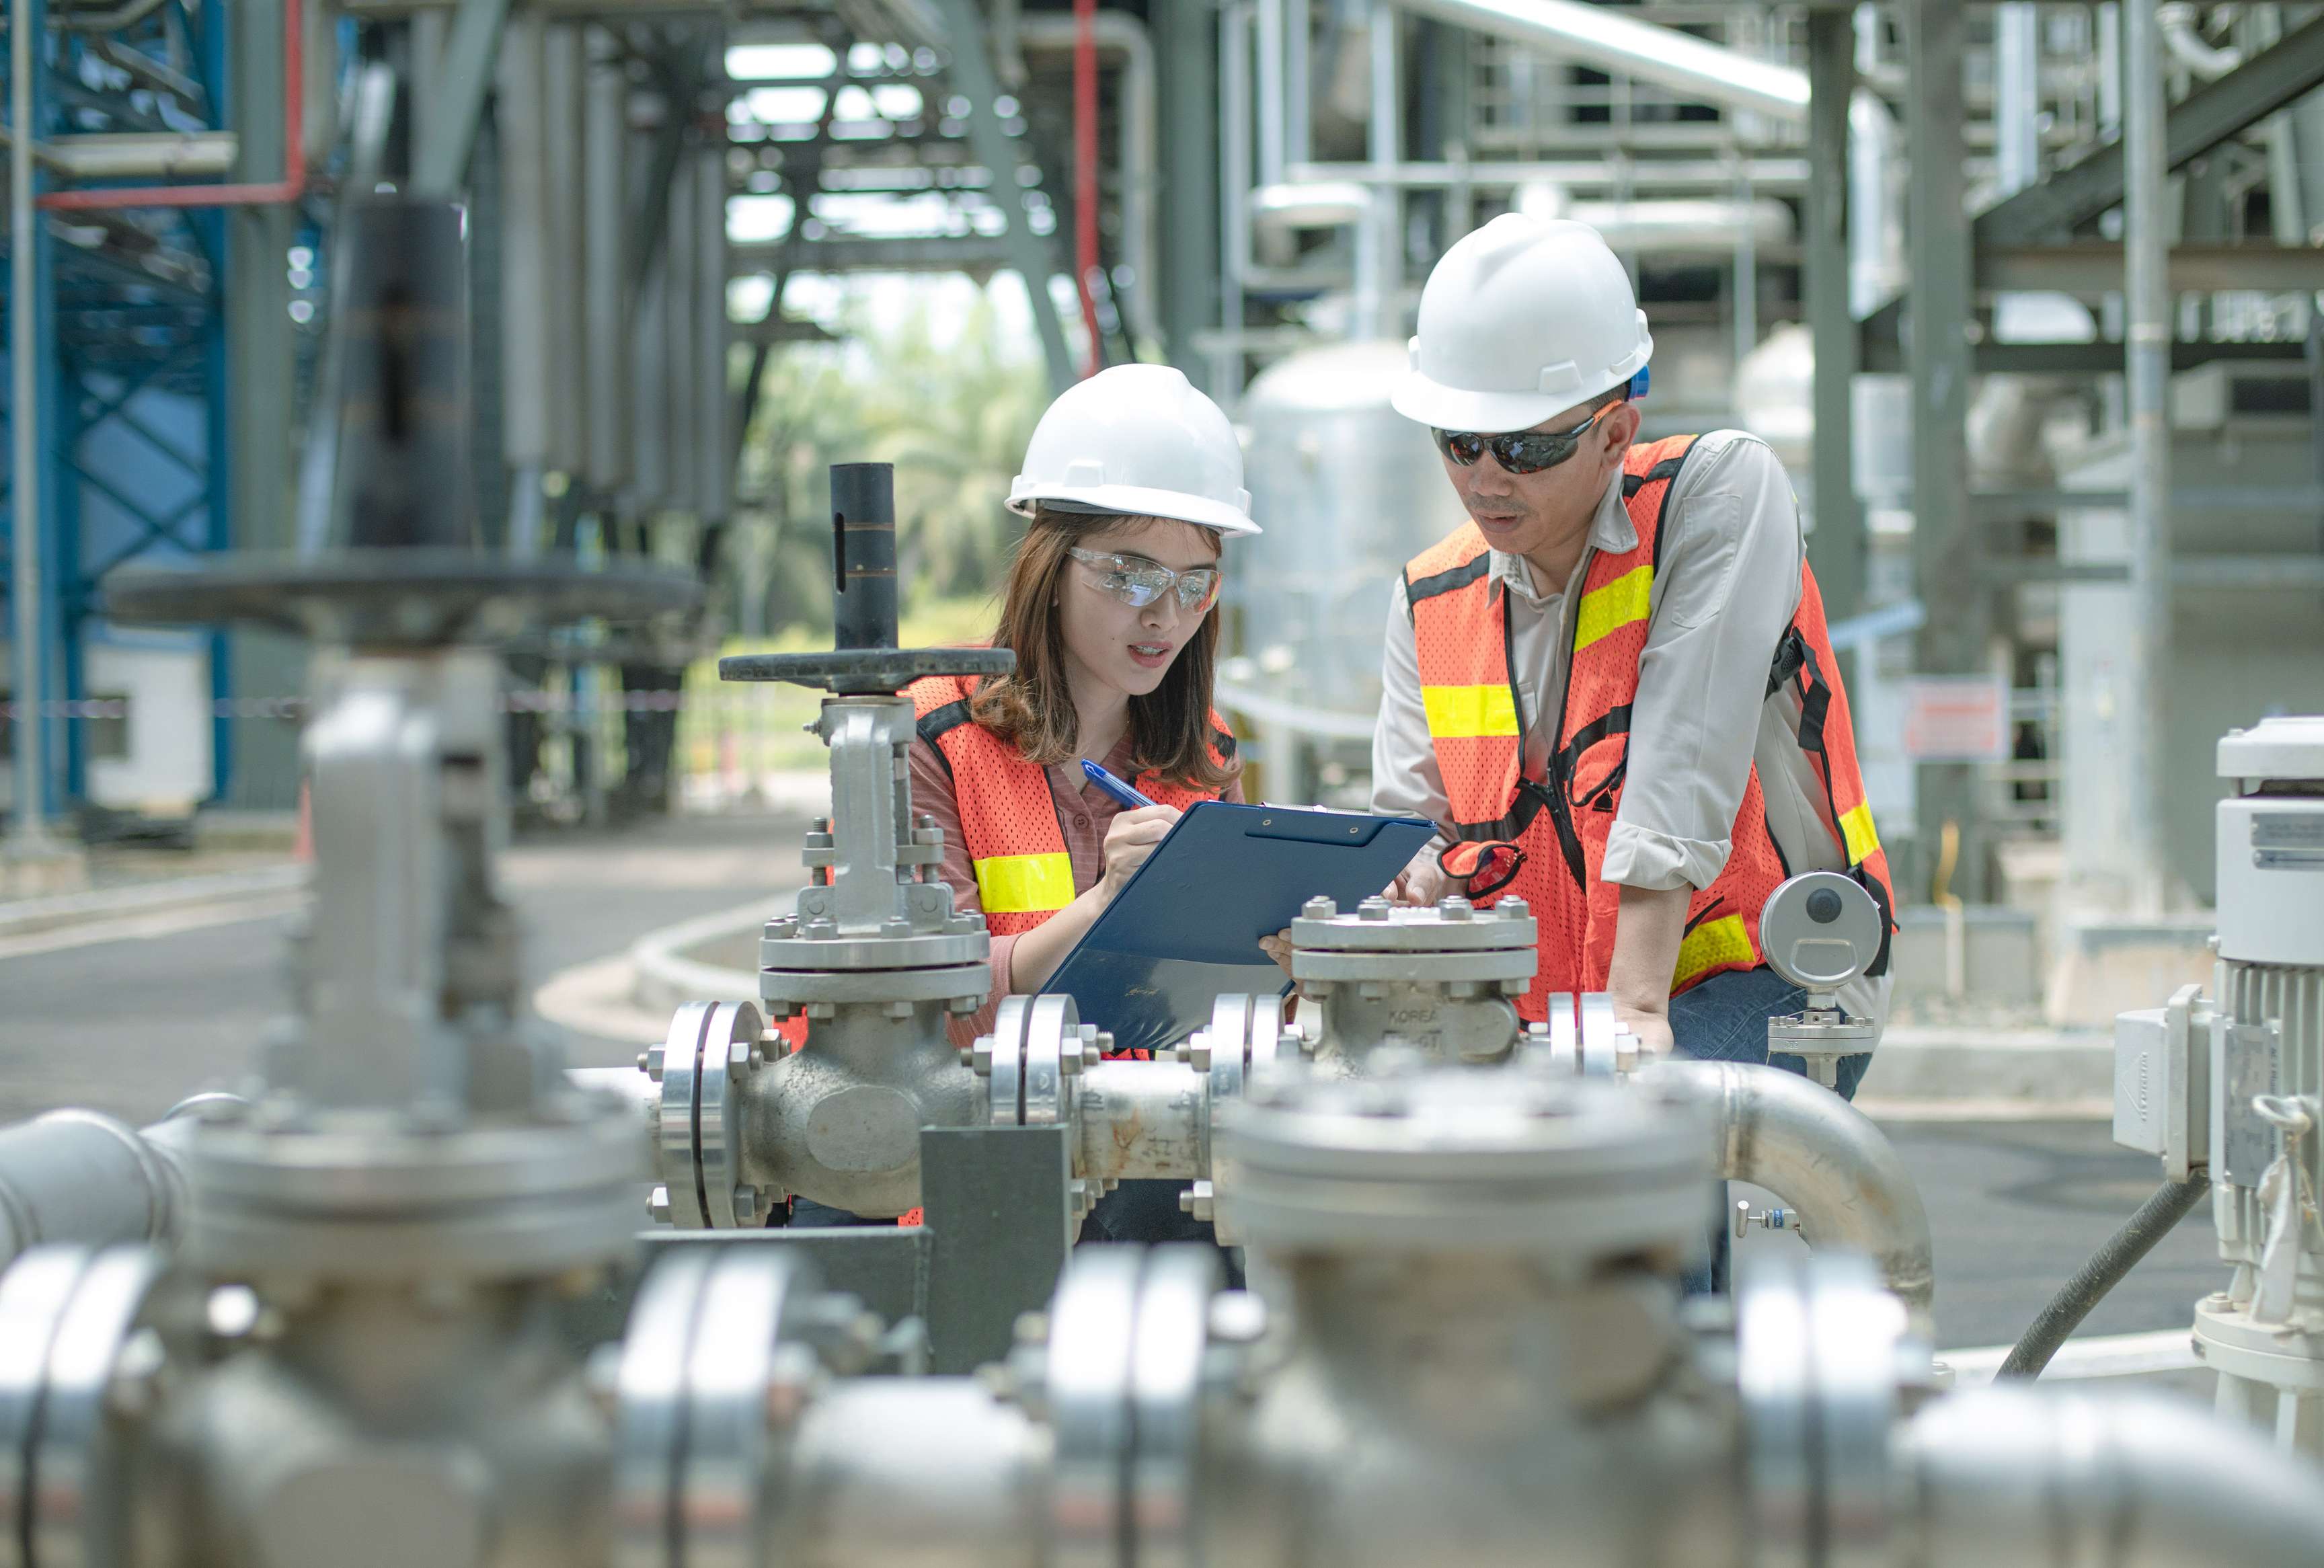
[1371,428,1859,914]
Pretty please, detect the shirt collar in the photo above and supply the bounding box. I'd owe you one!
[1486,470,1637,602]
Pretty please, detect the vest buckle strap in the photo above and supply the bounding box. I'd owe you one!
[1439,839,1527,901]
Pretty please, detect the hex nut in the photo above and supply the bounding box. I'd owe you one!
[648,1185,672,1224]
[970,1038,995,1075]
[1178,1180,1216,1223]
[1303,896,1337,920]
[1438,895,1474,921]
[1358,896,1391,922]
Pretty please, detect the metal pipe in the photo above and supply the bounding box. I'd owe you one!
[693,145,729,524]
[582,26,631,492]
[0,1109,191,1267]
[497,13,552,500]
[1284,156,1810,192]
[1642,1060,1935,1319]
[1902,1386,2324,1566]
[2159,2,2243,79]
[7,0,50,849]
[783,1381,1048,1566]
[1216,0,1252,400]
[1359,0,1401,341]
[1013,13,1161,354]
[1257,0,1286,186]
[1076,1058,1204,1182]
[0,130,237,179]
[2124,0,2171,915]
[36,0,303,209]
[1393,0,1808,124]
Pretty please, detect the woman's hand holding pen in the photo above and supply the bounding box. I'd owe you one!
[1097,805,1179,903]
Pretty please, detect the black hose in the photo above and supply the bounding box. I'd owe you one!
[1997,1170,2211,1379]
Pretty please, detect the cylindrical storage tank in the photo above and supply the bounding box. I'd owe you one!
[1234,340,1469,722]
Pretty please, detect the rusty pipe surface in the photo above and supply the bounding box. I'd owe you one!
[1076,1058,1205,1183]
[1643,1059,1934,1317]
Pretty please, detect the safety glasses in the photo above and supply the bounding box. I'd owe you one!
[1432,405,1613,475]
[1068,547,1223,616]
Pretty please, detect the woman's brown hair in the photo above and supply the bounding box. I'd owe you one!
[967,506,1233,791]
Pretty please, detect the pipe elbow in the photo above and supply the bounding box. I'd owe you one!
[1642,1060,1933,1319]
[1903,1385,2324,1567]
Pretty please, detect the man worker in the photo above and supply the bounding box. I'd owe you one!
[1374,212,1895,1090]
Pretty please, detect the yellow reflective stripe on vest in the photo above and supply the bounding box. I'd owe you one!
[974,852,1075,915]
[1838,801,1881,867]
[1421,683,1520,740]
[1672,914,1755,990]
[1574,565,1653,652]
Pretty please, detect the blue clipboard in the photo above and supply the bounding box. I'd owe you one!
[1040,801,1436,1058]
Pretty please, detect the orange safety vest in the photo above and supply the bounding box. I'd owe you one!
[908,672,1237,936]
[1404,434,1896,1021]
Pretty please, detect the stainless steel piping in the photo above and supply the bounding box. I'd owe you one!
[1392,0,1810,125]
[2124,0,2171,914]
[1643,1060,1935,1319]
[0,1108,192,1267]
[1902,1385,2324,1568]
[1012,11,1162,352]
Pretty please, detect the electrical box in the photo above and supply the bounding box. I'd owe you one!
[2113,983,2211,1181]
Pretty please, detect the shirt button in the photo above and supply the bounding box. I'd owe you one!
[1073,814,1091,828]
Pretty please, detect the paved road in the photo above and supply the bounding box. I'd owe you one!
[0,809,809,1124]
[0,809,2224,1356]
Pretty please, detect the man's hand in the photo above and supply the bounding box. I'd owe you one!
[1258,927,1294,976]
[1387,857,1450,907]
[1612,1003,1674,1062]
[1605,883,1691,1059]
[1096,805,1180,903]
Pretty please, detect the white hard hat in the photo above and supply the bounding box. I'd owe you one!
[1009,364,1260,537]
[1391,214,1654,434]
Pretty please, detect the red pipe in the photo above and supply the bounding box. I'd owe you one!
[39,0,303,210]
[1071,0,1101,378]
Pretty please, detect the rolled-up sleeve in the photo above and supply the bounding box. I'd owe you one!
[1600,434,1804,892]
[1370,574,1455,875]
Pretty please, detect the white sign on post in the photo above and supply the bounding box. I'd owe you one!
[1900,676,2012,763]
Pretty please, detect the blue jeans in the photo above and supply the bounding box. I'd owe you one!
[1670,966,1873,1295]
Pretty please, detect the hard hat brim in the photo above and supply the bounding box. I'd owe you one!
[1007,481,1261,537]
[1388,368,1619,436]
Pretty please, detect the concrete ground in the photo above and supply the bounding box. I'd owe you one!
[0,807,2224,1358]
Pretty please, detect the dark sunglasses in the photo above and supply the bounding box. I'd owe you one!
[1432,405,1615,475]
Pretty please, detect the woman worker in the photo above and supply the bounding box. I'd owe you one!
[788,363,1260,1245]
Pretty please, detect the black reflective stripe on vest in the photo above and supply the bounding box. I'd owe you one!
[1781,632,1891,979]
[1619,454,1688,502]
[1403,551,1492,622]
[915,699,972,781]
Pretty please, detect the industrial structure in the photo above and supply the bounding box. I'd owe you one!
[7,1,2324,1560]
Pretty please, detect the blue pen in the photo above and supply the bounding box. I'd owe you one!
[1081,759,1157,810]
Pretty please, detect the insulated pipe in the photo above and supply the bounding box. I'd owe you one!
[0,1109,194,1267]
[1902,1386,2324,1567]
[1393,0,1809,124]
[1013,12,1162,352]
[1642,1060,1935,1319]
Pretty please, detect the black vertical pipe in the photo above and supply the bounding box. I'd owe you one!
[830,462,898,650]
[327,198,481,551]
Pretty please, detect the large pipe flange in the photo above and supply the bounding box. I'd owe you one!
[1019,1245,1223,1568]
[1186,994,1286,1243]
[613,1247,861,1568]
[979,994,1098,1128]
[649,1000,774,1230]
[1531,992,1635,1077]
[0,1243,167,1568]
[1737,1250,1921,1568]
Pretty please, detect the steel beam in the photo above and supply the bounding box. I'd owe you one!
[1803,9,1861,641]
[931,0,1076,394]
[730,233,1018,273]
[1903,0,1981,902]
[1980,241,2324,295]
[412,0,513,196]
[1977,13,2324,246]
